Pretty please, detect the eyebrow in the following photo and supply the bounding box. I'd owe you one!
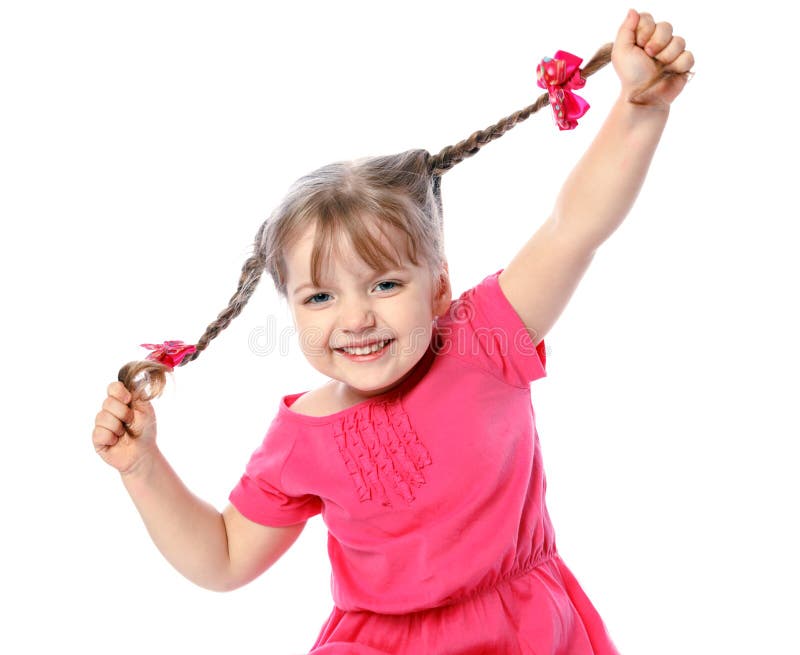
[291,267,408,297]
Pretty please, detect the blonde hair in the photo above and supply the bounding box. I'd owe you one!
[264,149,445,299]
[119,43,686,400]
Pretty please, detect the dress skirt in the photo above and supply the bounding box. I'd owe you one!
[310,553,620,655]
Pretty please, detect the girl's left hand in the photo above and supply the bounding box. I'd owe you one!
[612,9,694,108]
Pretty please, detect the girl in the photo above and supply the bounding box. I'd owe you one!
[93,9,693,654]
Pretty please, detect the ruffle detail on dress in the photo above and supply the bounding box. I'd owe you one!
[332,397,432,507]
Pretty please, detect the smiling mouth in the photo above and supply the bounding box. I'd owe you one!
[335,339,394,356]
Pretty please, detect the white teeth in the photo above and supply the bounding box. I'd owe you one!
[340,340,389,355]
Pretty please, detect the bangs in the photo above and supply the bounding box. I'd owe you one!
[265,149,445,298]
[306,199,425,289]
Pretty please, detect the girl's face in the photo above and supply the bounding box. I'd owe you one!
[284,221,451,400]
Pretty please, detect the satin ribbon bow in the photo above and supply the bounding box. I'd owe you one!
[536,51,589,131]
[140,340,197,369]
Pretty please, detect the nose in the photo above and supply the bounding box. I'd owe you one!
[339,295,376,333]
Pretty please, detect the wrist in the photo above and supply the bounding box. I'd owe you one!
[610,94,670,133]
[614,92,671,117]
[119,446,161,482]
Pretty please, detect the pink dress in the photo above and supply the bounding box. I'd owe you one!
[229,269,621,655]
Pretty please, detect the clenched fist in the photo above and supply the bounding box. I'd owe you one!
[612,9,695,107]
[93,381,159,476]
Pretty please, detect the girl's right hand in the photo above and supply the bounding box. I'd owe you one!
[93,381,158,476]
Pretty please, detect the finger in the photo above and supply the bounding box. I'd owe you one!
[644,21,674,57]
[107,381,132,405]
[615,8,640,48]
[93,428,119,451]
[102,396,135,425]
[93,413,125,448]
[665,49,694,74]
[124,404,155,439]
[635,12,656,50]
[653,35,686,65]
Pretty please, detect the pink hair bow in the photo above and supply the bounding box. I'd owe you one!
[140,340,197,369]
[536,51,589,131]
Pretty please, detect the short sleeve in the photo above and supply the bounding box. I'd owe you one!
[435,268,547,388]
[228,418,322,527]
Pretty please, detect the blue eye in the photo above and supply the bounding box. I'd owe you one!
[304,292,331,305]
[375,281,400,292]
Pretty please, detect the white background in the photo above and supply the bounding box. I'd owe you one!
[2,1,798,653]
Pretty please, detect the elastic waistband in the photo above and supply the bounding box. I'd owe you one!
[332,550,561,616]
[433,549,560,611]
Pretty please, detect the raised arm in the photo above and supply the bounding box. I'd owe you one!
[498,9,694,345]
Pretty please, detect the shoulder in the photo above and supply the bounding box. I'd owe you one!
[438,270,498,323]
[286,381,342,417]
[433,269,547,387]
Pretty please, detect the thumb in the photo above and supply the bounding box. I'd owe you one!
[615,8,640,49]
[126,397,156,438]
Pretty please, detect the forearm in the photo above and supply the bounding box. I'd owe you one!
[120,448,231,592]
[551,95,670,253]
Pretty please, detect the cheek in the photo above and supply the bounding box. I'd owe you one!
[294,316,332,355]
[393,303,434,343]
[386,303,424,331]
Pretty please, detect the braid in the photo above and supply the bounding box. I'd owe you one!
[178,220,268,366]
[428,43,615,176]
[117,41,690,402]
[117,220,269,400]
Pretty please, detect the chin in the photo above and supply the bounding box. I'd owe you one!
[342,372,404,396]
